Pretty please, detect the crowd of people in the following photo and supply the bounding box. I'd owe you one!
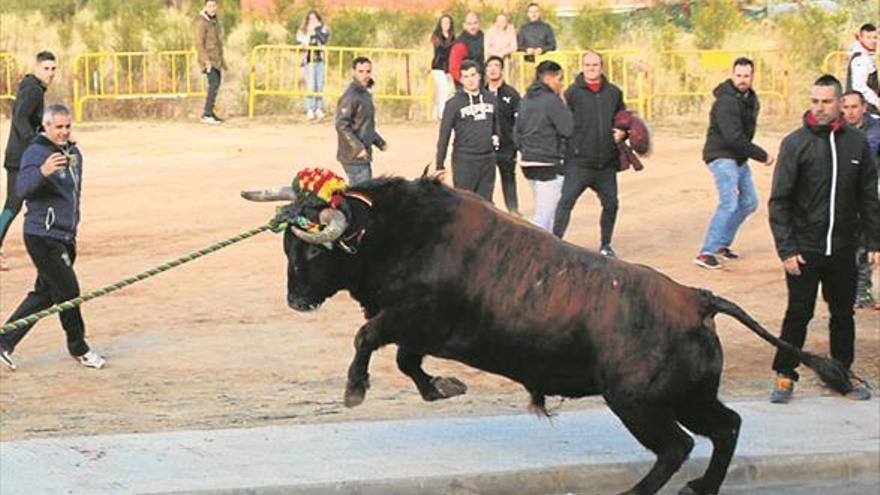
[1,1,878,404]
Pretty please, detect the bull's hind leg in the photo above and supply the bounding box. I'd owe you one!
[675,399,742,495]
[396,347,467,401]
[607,401,694,495]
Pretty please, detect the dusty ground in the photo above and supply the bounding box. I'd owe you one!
[0,120,877,441]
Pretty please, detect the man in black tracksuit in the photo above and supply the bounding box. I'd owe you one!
[485,55,521,214]
[768,75,880,404]
[436,61,499,202]
[553,52,625,257]
[1,51,56,271]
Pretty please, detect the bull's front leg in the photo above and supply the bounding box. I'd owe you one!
[344,315,393,408]
[396,347,467,401]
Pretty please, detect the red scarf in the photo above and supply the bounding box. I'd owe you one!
[586,80,602,93]
[805,111,844,131]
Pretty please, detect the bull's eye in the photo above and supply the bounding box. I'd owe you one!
[304,245,323,260]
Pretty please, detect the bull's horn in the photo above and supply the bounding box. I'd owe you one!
[240,186,297,202]
[291,208,348,244]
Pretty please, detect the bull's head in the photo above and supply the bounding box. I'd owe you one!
[241,186,351,312]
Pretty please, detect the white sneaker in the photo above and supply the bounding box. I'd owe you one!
[0,348,16,371]
[74,350,105,369]
[315,108,325,120]
[200,115,222,125]
[306,109,316,120]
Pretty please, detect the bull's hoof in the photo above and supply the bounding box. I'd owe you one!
[344,376,370,408]
[678,479,715,495]
[431,376,467,399]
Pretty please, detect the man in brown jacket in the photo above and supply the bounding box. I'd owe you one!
[195,0,226,124]
[335,57,387,185]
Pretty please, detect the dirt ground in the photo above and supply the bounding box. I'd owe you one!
[0,120,877,441]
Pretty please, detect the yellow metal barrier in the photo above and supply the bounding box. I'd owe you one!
[72,50,206,121]
[1,52,19,103]
[647,50,789,119]
[509,50,647,116]
[821,51,850,81]
[248,45,432,118]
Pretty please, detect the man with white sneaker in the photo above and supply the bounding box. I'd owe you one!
[0,104,105,371]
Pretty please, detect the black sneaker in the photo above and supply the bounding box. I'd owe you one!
[694,254,721,270]
[769,374,795,404]
[717,247,739,260]
[599,244,617,257]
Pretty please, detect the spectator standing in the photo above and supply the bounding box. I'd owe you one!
[515,60,573,231]
[0,104,106,372]
[767,75,880,404]
[430,15,455,121]
[194,0,227,124]
[841,90,880,310]
[335,57,387,185]
[553,52,626,257]
[0,51,56,272]
[436,61,499,202]
[448,12,485,87]
[485,56,521,215]
[694,57,774,270]
[517,3,556,63]
[484,13,517,61]
[847,23,879,113]
[296,10,331,121]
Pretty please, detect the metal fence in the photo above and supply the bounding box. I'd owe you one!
[0,52,19,104]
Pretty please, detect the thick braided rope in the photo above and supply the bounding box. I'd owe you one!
[1,224,272,335]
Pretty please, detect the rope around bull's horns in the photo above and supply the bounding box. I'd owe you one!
[1,224,273,335]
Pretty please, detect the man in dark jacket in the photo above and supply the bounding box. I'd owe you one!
[0,51,56,272]
[448,12,485,87]
[485,55,521,215]
[767,75,880,404]
[436,60,499,202]
[335,57,387,185]
[515,60,573,231]
[0,104,105,371]
[517,3,556,63]
[195,0,227,124]
[695,57,774,270]
[553,51,626,257]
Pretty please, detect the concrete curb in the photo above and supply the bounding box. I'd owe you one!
[168,450,880,495]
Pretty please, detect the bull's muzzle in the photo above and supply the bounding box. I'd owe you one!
[287,294,323,312]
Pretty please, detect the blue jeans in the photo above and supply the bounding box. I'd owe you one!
[303,62,325,112]
[699,159,759,254]
[342,162,372,185]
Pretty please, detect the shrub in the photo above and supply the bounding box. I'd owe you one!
[246,21,272,52]
[571,4,623,50]
[692,0,741,49]
[776,6,849,71]
[329,9,378,48]
[381,10,435,49]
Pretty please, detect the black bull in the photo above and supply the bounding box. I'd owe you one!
[242,176,852,495]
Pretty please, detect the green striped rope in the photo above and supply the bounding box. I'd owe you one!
[1,223,273,335]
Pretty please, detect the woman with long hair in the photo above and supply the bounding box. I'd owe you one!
[430,14,455,121]
[296,9,331,120]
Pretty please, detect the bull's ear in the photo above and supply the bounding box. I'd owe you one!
[241,186,297,202]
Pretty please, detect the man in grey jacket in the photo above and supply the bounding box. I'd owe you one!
[335,57,387,185]
[515,60,573,231]
[517,3,556,63]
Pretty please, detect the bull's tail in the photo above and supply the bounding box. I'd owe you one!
[708,293,856,395]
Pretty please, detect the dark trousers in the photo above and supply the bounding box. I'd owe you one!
[496,155,519,214]
[0,167,23,247]
[855,245,874,304]
[203,68,221,117]
[452,153,496,202]
[341,161,373,186]
[553,165,618,245]
[772,250,858,380]
[1,235,90,357]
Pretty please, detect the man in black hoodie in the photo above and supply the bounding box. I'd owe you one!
[436,60,499,201]
[553,51,625,257]
[0,51,56,272]
[767,75,880,404]
[485,55,521,214]
[515,60,573,231]
[695,57,774,270]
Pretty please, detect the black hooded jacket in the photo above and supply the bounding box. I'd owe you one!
[4,74,47,170]
[487,82,520,161]
[515,80,573,164]
[436,88,498,169]
[769,112,880,260]
[563,74,625,169]
[702,79,768,165]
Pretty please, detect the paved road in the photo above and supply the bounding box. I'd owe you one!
[709,481,880,495]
